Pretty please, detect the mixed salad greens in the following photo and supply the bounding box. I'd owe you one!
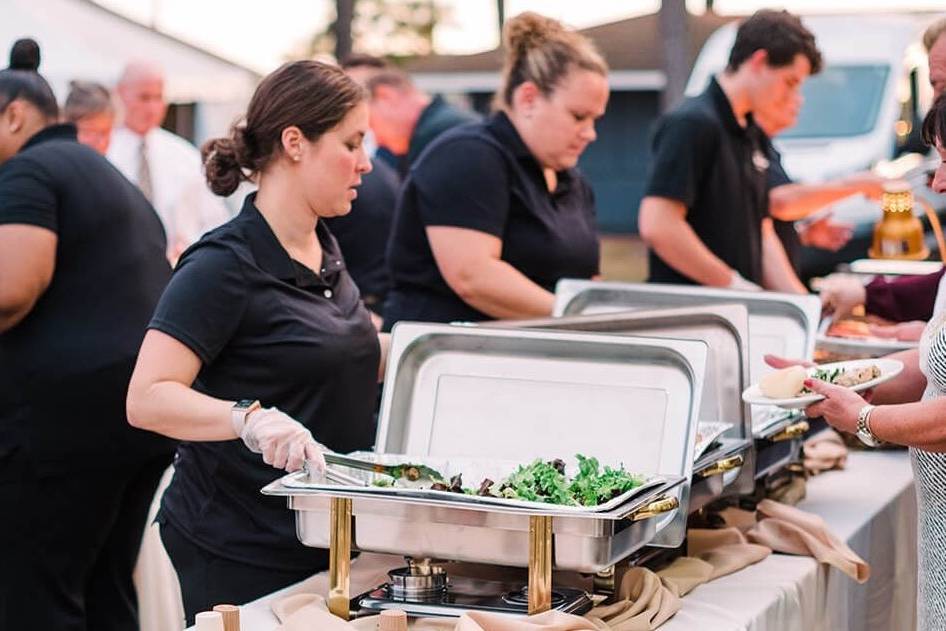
[371,454,645,507]
[801,364,880,394]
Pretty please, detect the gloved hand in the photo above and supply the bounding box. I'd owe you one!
[727,270,762,292]
[818,275,867,319]
[240,407,325,473]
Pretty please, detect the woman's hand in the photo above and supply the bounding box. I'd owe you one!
[803,378,870,434]
[798,216,853,252]
[818,276,866,319]
[868,321,926,342]
[240,407,325,473]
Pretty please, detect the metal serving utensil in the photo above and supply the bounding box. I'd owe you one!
[323,453,446,483]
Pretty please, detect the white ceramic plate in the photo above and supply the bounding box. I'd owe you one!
[694,421,734,461]
[741,358,904,410]
[848,259,943,276]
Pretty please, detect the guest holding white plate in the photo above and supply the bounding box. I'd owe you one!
[788,91,946,631]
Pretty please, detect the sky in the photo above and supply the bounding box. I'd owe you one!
[94,0,946,73]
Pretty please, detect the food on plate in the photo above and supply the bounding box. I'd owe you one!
[813,364,881,388]
[759,365,808,399]
[759,363,882,399]
[370,454,646,507]
[826,319,871,339]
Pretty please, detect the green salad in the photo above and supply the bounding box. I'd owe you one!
[371,454,645,507]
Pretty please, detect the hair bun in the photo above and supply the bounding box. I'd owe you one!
[503,12,562,55]
[9,38,41,72]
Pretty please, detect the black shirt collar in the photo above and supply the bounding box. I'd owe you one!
[487,110,533,159]
[21,123,77,152]
[237,193,342,287]
[707,77,751,137]
[486,110,576,194]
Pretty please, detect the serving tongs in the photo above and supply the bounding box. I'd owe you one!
[321,453,446,484]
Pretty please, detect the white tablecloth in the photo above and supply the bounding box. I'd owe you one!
[170,450,917,631]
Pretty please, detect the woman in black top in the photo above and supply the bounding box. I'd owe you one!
[383,12,608,329]
[126,61,383,623]
[0,40,176,630]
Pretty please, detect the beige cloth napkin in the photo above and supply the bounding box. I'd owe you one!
[581,532,769,631]
[803,429,848,475]
[746,499,870,583]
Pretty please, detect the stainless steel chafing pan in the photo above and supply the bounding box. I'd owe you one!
[552,281,821,479]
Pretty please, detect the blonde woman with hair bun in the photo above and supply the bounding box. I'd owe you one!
[383,11,609,329]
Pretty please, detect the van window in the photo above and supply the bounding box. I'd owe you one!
[780,65,889,139]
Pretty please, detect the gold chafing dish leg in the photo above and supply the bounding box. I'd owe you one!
[328,497,352,619]
[528,515,553,615]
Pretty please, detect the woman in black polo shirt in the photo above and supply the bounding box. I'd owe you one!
[383,12,609,328]
[0,40,176,630]
[126,61,381,623]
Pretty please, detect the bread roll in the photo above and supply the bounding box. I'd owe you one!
[760,365,808,399]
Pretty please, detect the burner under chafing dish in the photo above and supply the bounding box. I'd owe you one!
[501,586,567,608]
[387,564,448,600]
[358,570,593,618]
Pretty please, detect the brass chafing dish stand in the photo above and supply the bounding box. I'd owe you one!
[553,281,822,484]
[485,303,755,513]
[264,323,708,618]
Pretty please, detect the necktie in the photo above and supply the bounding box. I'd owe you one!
[138,136,153,202]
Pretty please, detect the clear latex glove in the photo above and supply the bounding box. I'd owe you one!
[240,407,325,473]
[819,276,867,319]
[727,270,762,292]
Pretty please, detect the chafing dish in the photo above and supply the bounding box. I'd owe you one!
[483,303,755,513]
[553,280,822,481]
[264,323,708,617]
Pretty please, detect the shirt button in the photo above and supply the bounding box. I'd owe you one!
[323,289,333,299]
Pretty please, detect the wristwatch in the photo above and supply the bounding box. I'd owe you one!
[856,404,882,447]
[231,399,261,436]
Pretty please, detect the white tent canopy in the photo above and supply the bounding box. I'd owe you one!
[2,0,260,104]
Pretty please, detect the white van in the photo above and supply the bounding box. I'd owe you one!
[685,14,945,276]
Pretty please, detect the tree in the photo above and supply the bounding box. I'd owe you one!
[308,0,446,60]
[335,0,355,61]
[659,0,689,112]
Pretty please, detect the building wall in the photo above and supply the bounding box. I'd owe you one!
[470,90,660,234]
[577,90,660,234]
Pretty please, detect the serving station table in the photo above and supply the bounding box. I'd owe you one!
[185,449,917,631]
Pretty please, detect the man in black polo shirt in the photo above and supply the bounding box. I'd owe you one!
[342,54,478,177]
[638,10,821,293]
[754,99,884,277]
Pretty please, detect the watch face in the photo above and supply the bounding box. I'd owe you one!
[235,399,256,410]
[857,429,878,447]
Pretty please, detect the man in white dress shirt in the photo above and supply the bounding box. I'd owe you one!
[108,61,228,262]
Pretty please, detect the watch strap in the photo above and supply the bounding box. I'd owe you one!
[231,399,261,437]
[856,404,881,447]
